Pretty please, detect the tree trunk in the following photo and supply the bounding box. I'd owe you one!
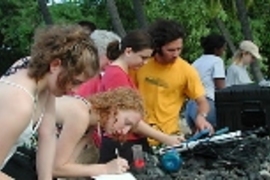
[235,0,264,82]
[37,0,53,25]
[132,0,148,29]
[106,0,126,38]
[215,18,236,54]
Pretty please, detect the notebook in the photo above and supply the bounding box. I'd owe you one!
[93,172,137,180]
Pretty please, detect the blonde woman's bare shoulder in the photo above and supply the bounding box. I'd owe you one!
[0,84,34,129]
[0,82,34,107]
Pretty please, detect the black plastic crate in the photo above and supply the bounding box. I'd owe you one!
[215,84,270,131]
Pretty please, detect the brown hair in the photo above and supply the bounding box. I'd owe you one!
[106,29,153,60]
[29,25,99,89]
[88,87,144,127]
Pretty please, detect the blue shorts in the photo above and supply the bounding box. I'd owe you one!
[185,98,216,130]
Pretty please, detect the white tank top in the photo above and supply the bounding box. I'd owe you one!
[0,79,43,169]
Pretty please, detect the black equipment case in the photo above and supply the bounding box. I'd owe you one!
[215,84,270,131]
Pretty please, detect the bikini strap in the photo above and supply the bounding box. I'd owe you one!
[0,79,35,102]
[72,95,90,108]
[32,90,50,134]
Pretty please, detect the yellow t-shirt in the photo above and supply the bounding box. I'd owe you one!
[132,57,205,145]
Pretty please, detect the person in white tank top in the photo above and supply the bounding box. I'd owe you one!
[0,24,100,180]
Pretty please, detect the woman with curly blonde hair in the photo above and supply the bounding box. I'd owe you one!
[0,24,99,180]
[54,87,144,179]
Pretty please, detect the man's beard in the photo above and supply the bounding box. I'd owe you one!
[156,52,177,64]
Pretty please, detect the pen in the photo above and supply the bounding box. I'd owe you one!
[115,148,119,159]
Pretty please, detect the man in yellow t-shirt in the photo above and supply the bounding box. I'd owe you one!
[132,19,214,145]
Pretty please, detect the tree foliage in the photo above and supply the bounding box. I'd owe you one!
[0,0,269,79]
[0,0,41,72]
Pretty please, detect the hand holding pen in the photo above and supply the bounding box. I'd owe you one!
[104,148,129,174]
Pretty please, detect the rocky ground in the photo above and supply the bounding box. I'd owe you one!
[132,126,270,180]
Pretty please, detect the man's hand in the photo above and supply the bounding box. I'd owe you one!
[194,115,214,134]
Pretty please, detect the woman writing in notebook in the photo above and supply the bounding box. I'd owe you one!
[54,87,142,179]
[0,25,99,180]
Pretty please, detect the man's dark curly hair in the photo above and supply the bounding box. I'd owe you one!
[148,19,185,55]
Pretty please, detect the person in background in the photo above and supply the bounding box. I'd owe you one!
[0,25,99,180]
[226,40,262,86]
[74,30,121,97]
[131,19,213,146]
[77,20,97,35]
[98,29,184,164]
[185,33,226,131]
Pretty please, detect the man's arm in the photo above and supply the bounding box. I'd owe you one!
[195,96,210,118]
[214,78,225,89]
[213,60,226,89]
[194,96,213,133]
[185,65,213,133]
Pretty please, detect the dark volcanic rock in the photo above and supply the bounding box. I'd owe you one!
[132,136,270,180]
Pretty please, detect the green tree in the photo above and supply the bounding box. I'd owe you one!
[106,0,126,37]
[132,0,148,28]
[38,0,54,24]
[235,0,263,82]
[0,0,269,79]
[0,0,42,74]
